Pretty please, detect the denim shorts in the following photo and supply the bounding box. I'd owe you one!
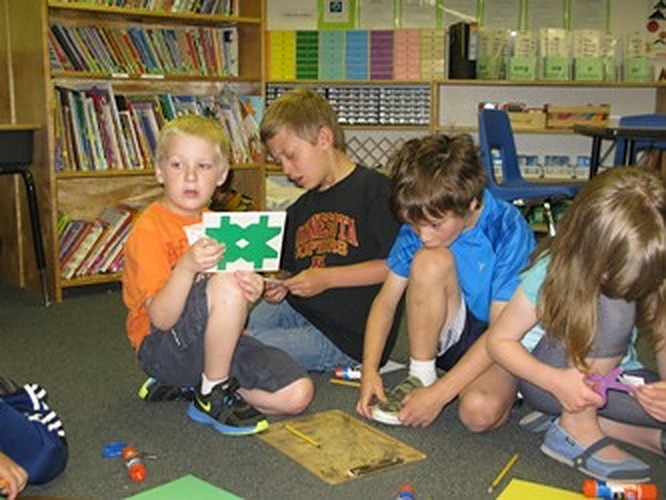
[137,277,307,391]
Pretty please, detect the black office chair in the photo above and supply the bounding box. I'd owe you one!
[478,109,583,236]
[0,128,50,306]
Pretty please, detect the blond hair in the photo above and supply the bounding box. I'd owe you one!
[259,87,345,150]
[534,168,666,370]
[156,115,231,169]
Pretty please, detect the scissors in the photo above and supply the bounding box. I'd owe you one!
[585,367,636,407]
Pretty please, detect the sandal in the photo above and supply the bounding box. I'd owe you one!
[540,420,651,482]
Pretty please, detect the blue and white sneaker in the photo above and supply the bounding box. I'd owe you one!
[187,377,268,436]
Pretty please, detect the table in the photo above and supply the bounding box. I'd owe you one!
[0,124,50,306]
[573,124,666,178]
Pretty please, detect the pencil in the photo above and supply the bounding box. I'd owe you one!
[284,424,320,448]
[487,453,519,494]
[329,378,361,388]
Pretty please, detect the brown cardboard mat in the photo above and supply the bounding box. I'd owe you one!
[258,410,426,484]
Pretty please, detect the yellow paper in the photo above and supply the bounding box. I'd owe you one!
[498,478,584,499]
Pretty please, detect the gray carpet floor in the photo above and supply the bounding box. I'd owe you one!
[1,281,665,499]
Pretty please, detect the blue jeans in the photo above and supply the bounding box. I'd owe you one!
[247,300,356,372]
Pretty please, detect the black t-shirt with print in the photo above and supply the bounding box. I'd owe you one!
[283,165,402,364]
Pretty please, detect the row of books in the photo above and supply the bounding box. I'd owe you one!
[54,0,238,16]
[53,82,262,172]
[58,206,138,280]
[49,23,238,77]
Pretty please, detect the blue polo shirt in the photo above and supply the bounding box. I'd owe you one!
[387,189,535,322]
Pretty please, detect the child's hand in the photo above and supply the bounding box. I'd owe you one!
[184,238,225,273]
[233,271,264,303]
[356,370,386,420]
[0,452,28,500]
[552,367,604,413]
[263,279,288,303]
[634,380,666,422]
[284,268,330,297]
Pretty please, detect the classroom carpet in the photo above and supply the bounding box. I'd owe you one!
[1,281,664,499]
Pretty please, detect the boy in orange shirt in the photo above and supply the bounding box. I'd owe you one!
[122,115,313,436]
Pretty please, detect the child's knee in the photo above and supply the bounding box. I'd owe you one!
[458,390,509,433]
[411,247,456,283]
[207,273,245,302]
[280,378,315,415]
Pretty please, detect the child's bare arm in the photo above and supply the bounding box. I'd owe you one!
[285,259,388,298]
[148,238,224,330]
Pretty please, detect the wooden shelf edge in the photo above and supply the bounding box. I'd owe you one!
[61,273,121,288]
[48,2,261,25]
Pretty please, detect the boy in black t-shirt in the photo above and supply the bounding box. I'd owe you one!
[246,88,402,371]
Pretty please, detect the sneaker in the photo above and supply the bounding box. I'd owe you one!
[371,376,424,425]
[137,378,194,402]
[186,377,269,436]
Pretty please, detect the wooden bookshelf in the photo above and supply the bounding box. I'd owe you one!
[0,0,266,302]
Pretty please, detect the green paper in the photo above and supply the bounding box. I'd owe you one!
[126,475,242,499]
[574,57,604,81]
[543,56,570,81]
[508,56,536,80]
[476,56,503,80]
[623,57,652,82]
[204,213,284,272]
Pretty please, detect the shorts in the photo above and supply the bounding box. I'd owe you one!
[137,277,307,391]
[435,298,488,371]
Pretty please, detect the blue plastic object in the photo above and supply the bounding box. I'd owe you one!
[477,109,583,235]
[101,441,128,459]
[612,113,666,166]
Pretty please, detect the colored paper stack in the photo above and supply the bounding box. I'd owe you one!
[419,28,446,80]
[394,29,421,80]
[369,30,394,80]
[346,31,369,80]
[319,31,345,80]
[296,31,319,80]
[266,30,296,80]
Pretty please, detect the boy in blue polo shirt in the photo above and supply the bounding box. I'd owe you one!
[356,133,535,430]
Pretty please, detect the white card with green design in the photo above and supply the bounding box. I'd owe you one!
[185,211,286,272]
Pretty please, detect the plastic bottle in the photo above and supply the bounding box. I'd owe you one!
[396,482,415,500]
[334,366,362,380]
[121,445,147,482]
[582,479,658,499]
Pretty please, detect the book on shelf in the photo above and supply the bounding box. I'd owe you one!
[58,219,88,261]
[59,220,96,274]
[53,0,239,16]
[53,83,261,172]
[75,206,135,277]
[61,221,106,280]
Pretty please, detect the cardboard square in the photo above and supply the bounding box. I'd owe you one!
[185,211,286,272]
[258,410,426,484]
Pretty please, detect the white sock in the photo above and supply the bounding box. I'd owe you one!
[201,373,228,396]
[409,358,437,386]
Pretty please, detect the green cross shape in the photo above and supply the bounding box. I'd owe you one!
[205,214,281,270]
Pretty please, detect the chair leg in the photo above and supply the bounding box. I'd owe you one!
[19,169,51,307]
[543,201,557,237]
